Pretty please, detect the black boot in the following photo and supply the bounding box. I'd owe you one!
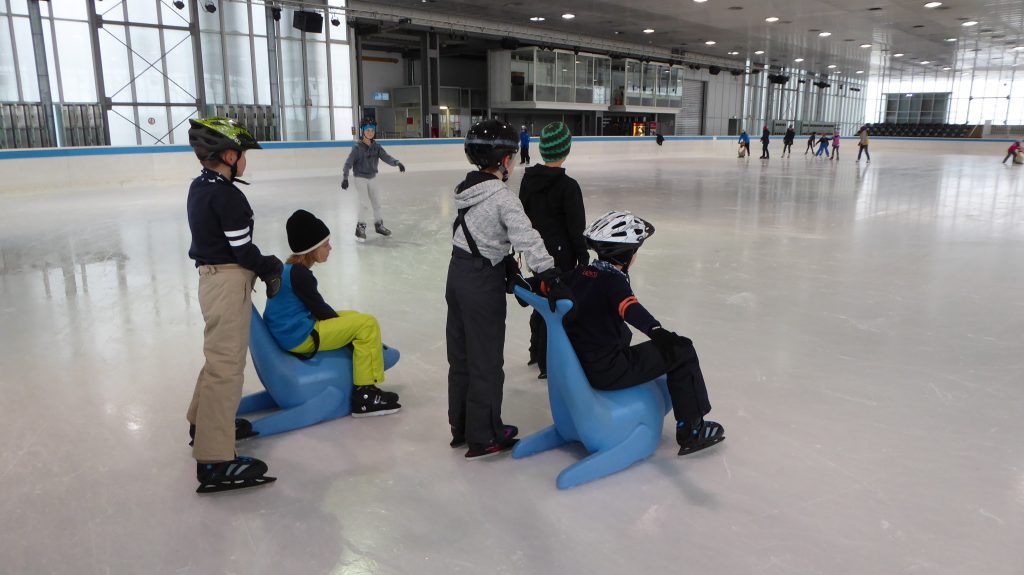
[196,456,276,494]
[351,385,401,417]
[676,419,725,455]
[355,222,367,242]
[374,221,392,237]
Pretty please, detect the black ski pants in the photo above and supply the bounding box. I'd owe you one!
[857,144,870,161]
[761,142,770,158]
[585,338,712,425]
[446,248,509,445]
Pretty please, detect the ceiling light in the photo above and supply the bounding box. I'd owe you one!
[331,16,341,26]
[1013,46,1024,51]
[894,53,904,57]
[694,0,708,3]
[529,16,545,22]
[920,60,930,64]
[561,13,575,19]
[818,31,832,37]
[643,28,655,33]
[754,50,764,54]
[794,58,804,62]
[945,37,956,42]
[856,70,864,74]
[943,66,952,70]
[923,1,942,7]
[203,0,216,13]
[961,20,978,26]
[827,64,837,68]
[705,40,717,45]
[860,43,872,48]
[765,17,779,23]
[727,51,739,55]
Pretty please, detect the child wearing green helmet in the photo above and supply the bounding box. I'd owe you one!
[185,116,282,494]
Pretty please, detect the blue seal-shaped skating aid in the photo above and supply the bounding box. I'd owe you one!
[512,286,670,489]
[237,306,400,436]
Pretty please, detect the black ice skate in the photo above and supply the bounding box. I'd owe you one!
[465,425,520,460]
[677,419,725,456]
[351,385,401,417]
[451,424,517,449]
[196,456,276,494]
[355,222,367,242]
[188,418,258,447]
[374,221,392,237]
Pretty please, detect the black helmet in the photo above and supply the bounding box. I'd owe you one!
[188,117,262,162]
[465,119,519,171]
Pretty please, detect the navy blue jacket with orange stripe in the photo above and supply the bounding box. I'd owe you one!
[556,260,660,373]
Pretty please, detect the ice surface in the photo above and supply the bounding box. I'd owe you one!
[0,147,1022,574]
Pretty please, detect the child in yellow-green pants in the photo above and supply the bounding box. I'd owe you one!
[263,209,400,416]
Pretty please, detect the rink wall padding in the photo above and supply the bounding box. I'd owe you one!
[0,136,1018,194]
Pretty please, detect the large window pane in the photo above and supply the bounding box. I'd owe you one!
[54,21,96,102]
[222,1,250,34]
[279,38,304,106]
[201,32,225,104]
[50,2,87,20]
[170,106,198,145]
[0,16,18,100]
[12,17,37,101]
[164,29,196,104]
[308,41,329,106]
[309,106,330,140]
[108,105,138,145]
[254,38,270,105]
[225,34,254,104]
[251,5,266,36]
[128,26,165,103]
[137,105,170,144]
[127,0,159,25]
[99,25,131,103]
[333,106,353,140]
[283,106,306,140]
[160,2,191,27]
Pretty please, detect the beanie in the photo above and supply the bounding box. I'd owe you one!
[539,122,572,162]
[287,209,331,255]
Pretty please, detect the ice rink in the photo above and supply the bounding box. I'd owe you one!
[1,140,1022,574]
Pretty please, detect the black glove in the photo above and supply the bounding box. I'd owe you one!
[536,268,572,313]
[260,256,284,299]
[648,327,689,360]
[341,178,349,190]
[398,163,406,173]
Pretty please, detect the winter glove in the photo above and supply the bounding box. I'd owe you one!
[536,268,573,313]
[260,256,284,299]
[341,178,349,190]
[648,327,690,361]
[398,163,406,173]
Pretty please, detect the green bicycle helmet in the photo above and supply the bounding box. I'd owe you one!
[188,117,261,182]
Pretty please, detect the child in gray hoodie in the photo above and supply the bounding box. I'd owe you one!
[341,118,405,241]
[446,119,572,459]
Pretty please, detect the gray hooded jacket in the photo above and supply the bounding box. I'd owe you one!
[452,172,555,272]
[343,140,400,179]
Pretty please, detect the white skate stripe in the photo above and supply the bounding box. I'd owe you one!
[235,464,250,475]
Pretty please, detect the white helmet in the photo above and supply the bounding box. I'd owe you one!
[584,211,655,267]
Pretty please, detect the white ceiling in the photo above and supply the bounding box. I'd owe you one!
[370,0,1024,76]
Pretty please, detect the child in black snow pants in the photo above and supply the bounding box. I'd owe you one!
[446,119,572,460]
[559,211,725,455]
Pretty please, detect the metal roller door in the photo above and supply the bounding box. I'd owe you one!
[675,79,706,135]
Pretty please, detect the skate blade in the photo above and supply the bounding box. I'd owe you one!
[196,475,277,494]
[351,407,401,418]
[677,435,725,456]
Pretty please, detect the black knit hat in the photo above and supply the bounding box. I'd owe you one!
[287,209,331,255]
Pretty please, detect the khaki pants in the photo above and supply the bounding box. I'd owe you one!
[187,264,256,463]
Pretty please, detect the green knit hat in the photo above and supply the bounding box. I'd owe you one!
[539,122,572,162]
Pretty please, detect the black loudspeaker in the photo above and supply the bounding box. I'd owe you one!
[708,66,721,75]
[730,69,743,76]
[768,74,790,84]
[293,11,324,33]
[500,37,520,50]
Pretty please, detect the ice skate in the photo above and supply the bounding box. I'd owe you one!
[196,456,276,494]
[677,419,725,455]
[374,221,392,237]
[355,222,367,242]
[465,425,519,459]
[351,384,401,417]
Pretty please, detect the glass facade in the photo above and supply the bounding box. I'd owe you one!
[507,48,611,106]
[0,0,354,147]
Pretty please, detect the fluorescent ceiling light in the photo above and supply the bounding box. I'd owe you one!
[827,64,837,68]
[561,13,575,19]
[819,31,832,37]
[529,16,545,21]
[920,60,930,64]
[705,40,717,45]
[860,44,872,48]
[945,38,956,42]
[765,17,779,23]
[894,53,904,57]
[942,67,952,70]
[923,1,942,7]
[754,50,764,54]
[961,20,978,26]
[856,70,864,74]
[727,51,740,55]
[693,0,708,3]
[643,28,655,33]
[794,58,804,62]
